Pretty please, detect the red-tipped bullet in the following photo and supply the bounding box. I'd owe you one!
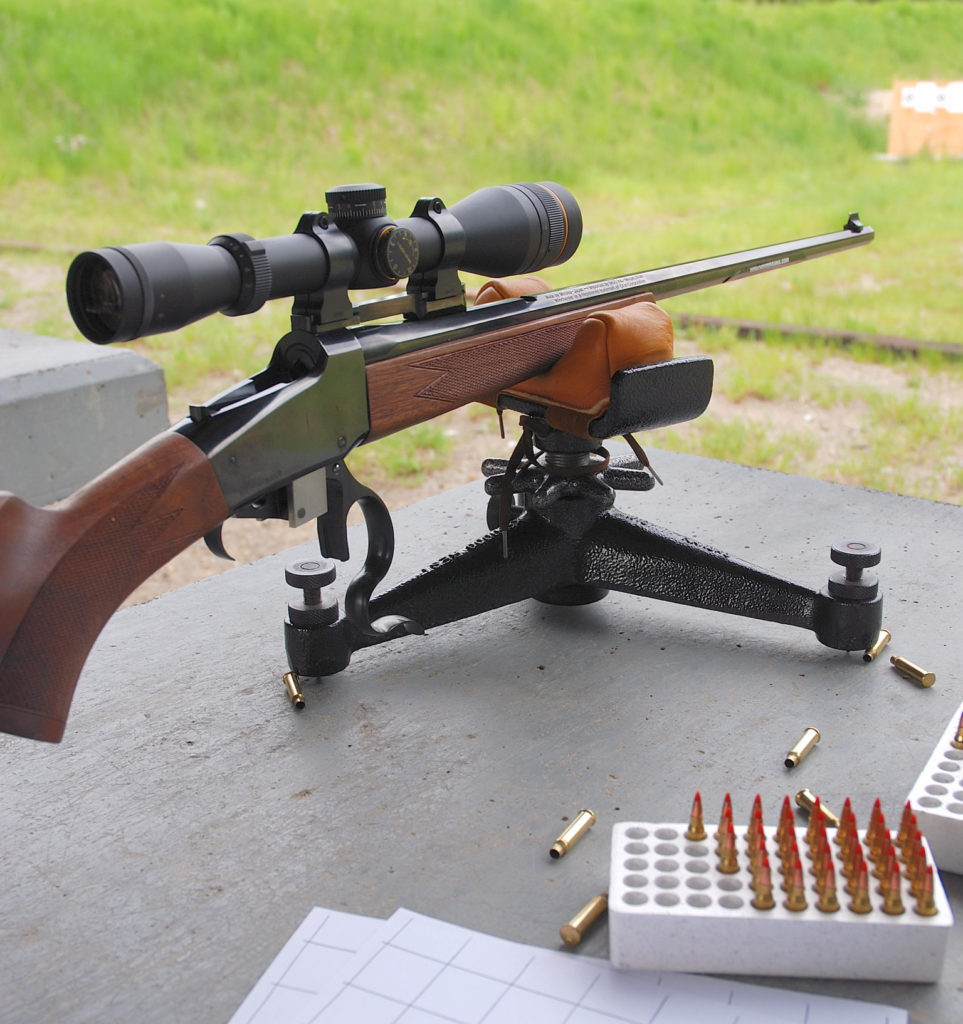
[685,791,707,841]
[849,858,872,914]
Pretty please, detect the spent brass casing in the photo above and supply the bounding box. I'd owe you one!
[560,893,607,946]
[282,671,306,710]
[863,628,892,663]
[795,788,841,829]
[550,809,595,859]
[785,726,821,769]
[890,655,935,688]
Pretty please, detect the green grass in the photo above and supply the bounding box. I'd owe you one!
[720,346,816,403]
[662,417,821,475]
[660,327,963,502]
[1,0,961,499]
[351,422,454,484]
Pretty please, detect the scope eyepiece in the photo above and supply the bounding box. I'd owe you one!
[66,181,582,344]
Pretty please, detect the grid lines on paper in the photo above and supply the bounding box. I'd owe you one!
[230,908,379,1024]
[230,907,908,1024]
[314,914,732,1024]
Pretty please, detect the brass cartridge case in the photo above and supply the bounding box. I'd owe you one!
[863,628,892,663]
[282,671,306,710]
[890,656,935,688]
[560,893,607,946]
[550,809,596,859]
[785,727,821,768]
[952,709,963,751]
[795,788,841,829]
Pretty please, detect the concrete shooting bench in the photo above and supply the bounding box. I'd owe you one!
[0,448,960,1022]
[0,328,168,506]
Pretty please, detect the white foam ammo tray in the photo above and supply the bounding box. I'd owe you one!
[608,815,953,982]
[908,700,963,876]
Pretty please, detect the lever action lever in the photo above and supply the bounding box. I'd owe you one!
[317,461,424,640]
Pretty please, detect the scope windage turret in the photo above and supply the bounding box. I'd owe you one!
[66,181,582,344]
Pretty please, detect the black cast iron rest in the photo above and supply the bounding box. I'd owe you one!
[281,353,884,682]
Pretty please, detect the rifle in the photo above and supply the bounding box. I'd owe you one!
[0,181,873,743]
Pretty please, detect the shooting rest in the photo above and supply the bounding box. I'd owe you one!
[282,348,883,681]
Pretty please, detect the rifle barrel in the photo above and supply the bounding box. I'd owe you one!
[561,223,874,304]
[358,222,874,365]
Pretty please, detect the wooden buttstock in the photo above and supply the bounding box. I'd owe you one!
[0,432,229,743]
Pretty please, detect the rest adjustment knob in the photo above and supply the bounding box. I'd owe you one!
[285,558,339,627]
[827,540,881,601]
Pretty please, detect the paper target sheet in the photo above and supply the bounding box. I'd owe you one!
[229,906,907,1024]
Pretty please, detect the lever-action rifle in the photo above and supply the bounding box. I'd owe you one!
[0,181,873,743]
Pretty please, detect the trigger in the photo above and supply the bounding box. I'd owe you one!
[203,525,234,561]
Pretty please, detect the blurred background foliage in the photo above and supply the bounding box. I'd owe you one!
[0,0,960,499]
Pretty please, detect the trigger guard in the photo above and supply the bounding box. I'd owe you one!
[363,613,426,640]
[345,493,424,639]
[320,462,423,639]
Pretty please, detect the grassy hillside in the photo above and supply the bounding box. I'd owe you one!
[2,1,961,343]
[0,0,960,501]
[1,2,959,191]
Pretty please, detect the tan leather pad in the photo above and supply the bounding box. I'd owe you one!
[502,301,674,417]
[473,277,674,433]
[474,276,551,304]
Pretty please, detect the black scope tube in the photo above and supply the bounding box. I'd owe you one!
[447,182,580,278]
[66,233,328,345]
[66,182,582,344]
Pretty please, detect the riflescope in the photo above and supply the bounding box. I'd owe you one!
[67,182,582,344]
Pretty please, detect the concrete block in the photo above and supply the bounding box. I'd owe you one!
[2,456,962,1022]
[2,458,963,1022]
[0,328,168,505]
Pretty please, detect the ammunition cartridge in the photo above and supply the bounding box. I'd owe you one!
[952,708,963,751]
[795,788,841,829]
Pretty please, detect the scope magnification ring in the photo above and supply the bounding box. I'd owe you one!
[210,233,273,317]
